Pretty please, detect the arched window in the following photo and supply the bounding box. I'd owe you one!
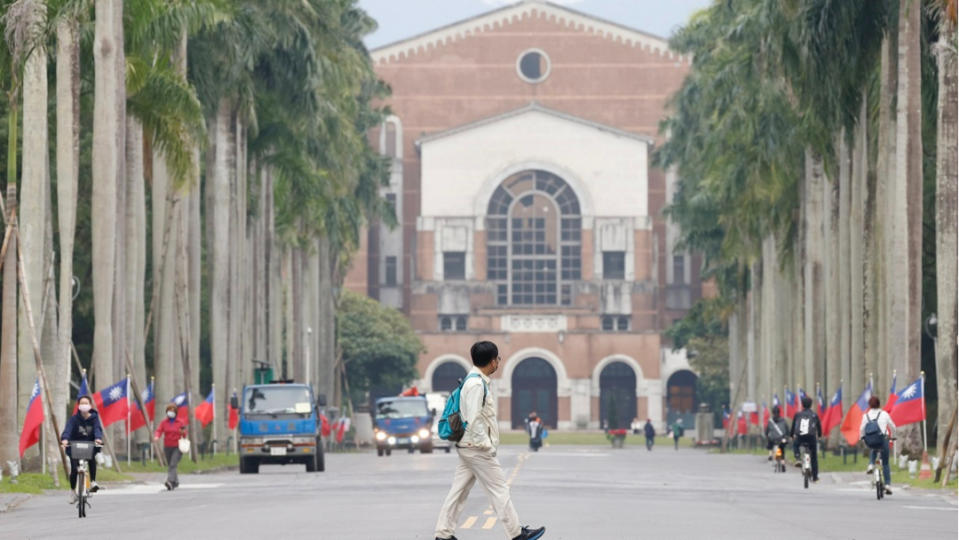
[486,170,581,306]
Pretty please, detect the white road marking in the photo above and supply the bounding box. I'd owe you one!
[904,505,956,511]
[94,483,224,496]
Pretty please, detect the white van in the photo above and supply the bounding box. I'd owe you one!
[425,392,452,453]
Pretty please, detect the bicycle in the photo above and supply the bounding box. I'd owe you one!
[68,441,101,518]
[872,437,896,500]
[798,442,813,489]
[772,438,787,473]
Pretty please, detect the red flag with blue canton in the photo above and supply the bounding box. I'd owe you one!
[97,377,129,427]
[736,412,747,435]
[821,384,843,436]
[171,392,189,423]
[128,380,154,432]
[888,376,924,427]
[748,408,759,426]
[228,391,239,430]
[796,388,806,413]
[761,402,769,428]
[816,387,825,416]
[721,406,730,429]
[840,381,872,445]
[19,378,44,457]
[194,389,215,427]
[73,372,98,414]
[784,389,796,418]
[883,373,897,413]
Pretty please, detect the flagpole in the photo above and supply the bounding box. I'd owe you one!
[126,374,131,466]
[920,371,927,456]
[212,383,217,456]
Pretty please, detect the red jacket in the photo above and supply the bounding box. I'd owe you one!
[154,418,186,448]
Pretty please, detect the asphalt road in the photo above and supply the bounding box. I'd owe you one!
[2,443,956,540]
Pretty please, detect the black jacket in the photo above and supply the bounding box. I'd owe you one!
[643,422,655,438]
[790,409,822,439]
[61,410,104,443]
[765,416,789,442]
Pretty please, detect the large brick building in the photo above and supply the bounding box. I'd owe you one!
[347,0,703,430]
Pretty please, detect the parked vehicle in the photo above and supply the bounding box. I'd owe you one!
[426,392,452,453]
[374,396,433,456]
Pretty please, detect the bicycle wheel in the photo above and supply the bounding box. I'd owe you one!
[803,471,809,489]
[76,472,86,518]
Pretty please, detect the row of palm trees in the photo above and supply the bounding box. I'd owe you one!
[0,0,391,472]
[659,0,956,458]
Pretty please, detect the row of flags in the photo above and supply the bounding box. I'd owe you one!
[726,373,926,445]
[19,374,242,457]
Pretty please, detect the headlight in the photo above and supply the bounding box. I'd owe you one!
[418,428,430,439]
[242,437,265,445]
[387,436,396,445]
[292,436,313,445]
[375,431,387,441]
[411,435,420,443]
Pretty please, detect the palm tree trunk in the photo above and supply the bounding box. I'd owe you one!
[152,147,176,413]
[0,188,18,473]
[825,139,842,401]
[838,122,854,444]
[125,115,147,443]
[803,150,826,392]
[852,90,870,415]
[934,25,958,451]
[876,33,898,402]
[210,99,234,441]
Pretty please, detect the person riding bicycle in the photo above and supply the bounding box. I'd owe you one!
[60,395,103,502]
[764,405,788,462]
[860,396,896,495]
[790,396,821,482]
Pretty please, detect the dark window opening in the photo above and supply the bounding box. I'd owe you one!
[603,251,626,280]
[601,315,630,332]
[443,251,466,280]
[439,315,468,332]
[385,256,397,286]
[673,255,686,284]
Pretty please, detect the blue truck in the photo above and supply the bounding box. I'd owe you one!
[373,396,433,456]
[233,382,326,474]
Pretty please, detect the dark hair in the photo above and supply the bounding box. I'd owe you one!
[868,396,880,409]
[771,405,781,417]
[77,395,93,406]
[801,396,813,410]
[470,341,498,367]
[165,403,178,414]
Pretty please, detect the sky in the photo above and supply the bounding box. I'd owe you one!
[358,0,714,50]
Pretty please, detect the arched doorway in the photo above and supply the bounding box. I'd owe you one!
[511,357,557,429]
[600,362,636,430]
[432,361,468,393]
[666,370,698,425]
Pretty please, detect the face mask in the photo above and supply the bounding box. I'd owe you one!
[78,404,91,413]
[167,411,176,419]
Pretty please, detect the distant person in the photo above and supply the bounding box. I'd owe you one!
[630,417,642,435]
[154,403,187,490]
[526,412,543,452]
[670,418,685,450]
[643,419,656,451]
[60,395,103,502]
[860,396,896,495]
[434,341,545,540]
[790,396,822,482]
[764,405,788,461]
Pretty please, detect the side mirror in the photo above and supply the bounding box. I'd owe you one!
[230,395,239,410]
[317,394,327,408]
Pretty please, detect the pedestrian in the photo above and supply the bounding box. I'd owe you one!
[630,417,642,435]
[60,395,103,502]
[643,419,655,451]
[154,403,187,490]
[434,341,545,540]
[670,418,684,450]
[526,412,543,452]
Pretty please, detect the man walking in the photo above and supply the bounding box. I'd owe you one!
[434,341,546,540]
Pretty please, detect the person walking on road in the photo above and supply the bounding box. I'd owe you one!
[643,419,656,451]
[526,412,544,452]
[860,396,896,495]
[670,418,685,450]
[154,403,187,490]
[790,396,822,482]
[434,341,546,540]
[60,395,104,502]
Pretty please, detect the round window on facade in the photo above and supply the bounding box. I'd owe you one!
[517,49,550,83]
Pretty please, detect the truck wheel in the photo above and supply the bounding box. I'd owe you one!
[315,439,325,472]
[421,444,433,454]
[305,455,316,472]
[377,447,383,457]
[385,448,391,456]
[444,446,451,454]
[240,458,259,474]
[408,446,415,454]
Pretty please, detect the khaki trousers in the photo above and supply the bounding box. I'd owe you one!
[434,446,521,539]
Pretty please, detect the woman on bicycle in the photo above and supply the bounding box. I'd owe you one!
[764,405,788,461]
[154,403,187,490]
[60,395,103,502]
[860,396,896,495]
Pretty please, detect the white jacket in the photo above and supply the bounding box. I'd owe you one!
[459,367,498,450]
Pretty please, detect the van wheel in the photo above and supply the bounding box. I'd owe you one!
[240,458,259,474]
[445,446,451,454]
[377,447,384,457]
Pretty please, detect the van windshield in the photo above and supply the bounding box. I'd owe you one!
[244,387,313,418]
[376,399,428,419]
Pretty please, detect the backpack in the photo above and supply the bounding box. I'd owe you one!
[862,411,885,449]
[437,374,487,442]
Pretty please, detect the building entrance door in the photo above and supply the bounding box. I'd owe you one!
[511,357,557,429]
[432,361,468,393]
[599,362,636,430]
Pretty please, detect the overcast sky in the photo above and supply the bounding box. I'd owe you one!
[359,0,713,49]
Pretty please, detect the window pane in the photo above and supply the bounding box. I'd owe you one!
[601,316,613,331]
[603,251,626,280]
[617,316,629,331]
[444,252,466,280]
[440,317,451,331]
[455,316,467,331]
[673,255,686,284]
[385,256,397,286]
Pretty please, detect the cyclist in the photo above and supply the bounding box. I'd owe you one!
[764,405,788,462]
[790,396,821,482]
[860,396,896,495]
[60,395,103,502]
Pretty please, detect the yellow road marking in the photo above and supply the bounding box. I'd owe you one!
[484,508,494,515]
[482,517,497,529]
[461,516,477,529]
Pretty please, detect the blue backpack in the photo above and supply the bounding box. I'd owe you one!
[862,411,885,449]
[437,374,487,442]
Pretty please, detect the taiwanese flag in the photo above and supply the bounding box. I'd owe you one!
[73,373,98,414]
[228,392,239,430]
[748,408,759,426]
[721,406,731,429]
[772,393,781,412]
[19,379,44,457]
[888,376,925,427]
[883,373,897,413]
[840,381,872,445]
[736,412,748,436]
[171,392,189,423]
[784,389,796,418]
[816,387,825,417]
[335,417,350,443]
[194,389,215,427]
[320,412,331,437]
[761,402,770,428]
[97,377,129,427]
[797,388,807,413]
[128,380,155,432]
[821,384,843,436]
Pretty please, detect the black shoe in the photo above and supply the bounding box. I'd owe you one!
[434,537,457,540]
[512,526,545,540]
[164,481,172,491]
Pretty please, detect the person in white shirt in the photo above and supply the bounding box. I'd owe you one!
[434,341,546,540]
[859,396,896,494]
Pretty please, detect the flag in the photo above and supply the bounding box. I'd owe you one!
[194,389,215,427]
[840,381,872,446]
[335,417,350,443]
[97,377,130,427]
[883,373,897,413]
[721,406,731,429]
[761,402,770,428]
[816,387,825,417]
[772,393,780,410]
[736,412,748,436]
[320,412,331,437]
[228,391,239,430]
[797,388,806,412]
[748,408,759,426]
[128,380,155,432]
[19,379,44,457]
[171,392,189,423]
[73,372,98,414]
[821,384,843,436]
[784,389,796,418]
[888,376,925,427]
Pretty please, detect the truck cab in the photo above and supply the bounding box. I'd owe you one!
[235,382,325,474]
[373,396,433,456]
